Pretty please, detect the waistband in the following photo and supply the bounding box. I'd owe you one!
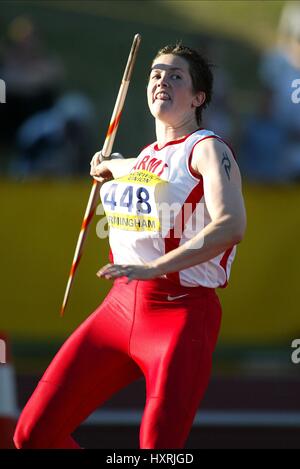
[113,275,215,296]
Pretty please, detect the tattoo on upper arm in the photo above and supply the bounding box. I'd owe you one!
[221,151,231,180]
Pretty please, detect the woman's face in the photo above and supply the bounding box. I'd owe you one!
[147,54,204,126]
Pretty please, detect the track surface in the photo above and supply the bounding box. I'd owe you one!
[16,374,300,449]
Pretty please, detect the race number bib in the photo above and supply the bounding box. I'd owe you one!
[101,170,168,233]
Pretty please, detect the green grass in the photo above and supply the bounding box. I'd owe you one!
[0,1,285,156]
[163,1,284,48]
[41,1,284,49]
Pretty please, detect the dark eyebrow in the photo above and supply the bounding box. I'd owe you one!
[150,66,184,72]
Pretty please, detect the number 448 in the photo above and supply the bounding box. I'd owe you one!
[103,183,152,214]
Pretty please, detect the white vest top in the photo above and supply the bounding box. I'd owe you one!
[100,128,236,288]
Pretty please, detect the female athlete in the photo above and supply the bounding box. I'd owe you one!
[14,43,246,449]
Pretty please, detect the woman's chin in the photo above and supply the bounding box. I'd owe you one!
[150,108,175,124]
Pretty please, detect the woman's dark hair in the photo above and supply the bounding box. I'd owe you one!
[153,43,214,125]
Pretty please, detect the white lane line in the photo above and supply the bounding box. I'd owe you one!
[83,409,300,428]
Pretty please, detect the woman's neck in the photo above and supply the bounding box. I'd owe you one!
[155,119,199,149]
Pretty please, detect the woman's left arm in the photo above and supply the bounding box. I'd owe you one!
[97,139,247,282]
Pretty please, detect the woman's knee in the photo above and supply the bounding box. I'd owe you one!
[13,398,54,449]
[13,418,40,449]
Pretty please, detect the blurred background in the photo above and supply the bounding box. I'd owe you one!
[0,0,300,449]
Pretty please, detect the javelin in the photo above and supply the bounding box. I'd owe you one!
[60,33,142,316]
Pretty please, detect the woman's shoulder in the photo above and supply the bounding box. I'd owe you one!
[186,128,220,146]
[192,127,220,140]
[191,128,235,156]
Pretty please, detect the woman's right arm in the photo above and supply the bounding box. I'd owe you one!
[90,152,136,182]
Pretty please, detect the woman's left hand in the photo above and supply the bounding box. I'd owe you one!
[96,263,160,283]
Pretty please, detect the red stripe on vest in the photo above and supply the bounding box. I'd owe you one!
[164,178,204,284]
[219,246,234,288]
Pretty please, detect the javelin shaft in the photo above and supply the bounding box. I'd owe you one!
[60,34,141,316]
[102,33,141,158]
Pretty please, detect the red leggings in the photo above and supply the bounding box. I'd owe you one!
[14,277,222,449]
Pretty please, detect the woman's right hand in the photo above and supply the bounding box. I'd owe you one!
[90,151,113,183]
